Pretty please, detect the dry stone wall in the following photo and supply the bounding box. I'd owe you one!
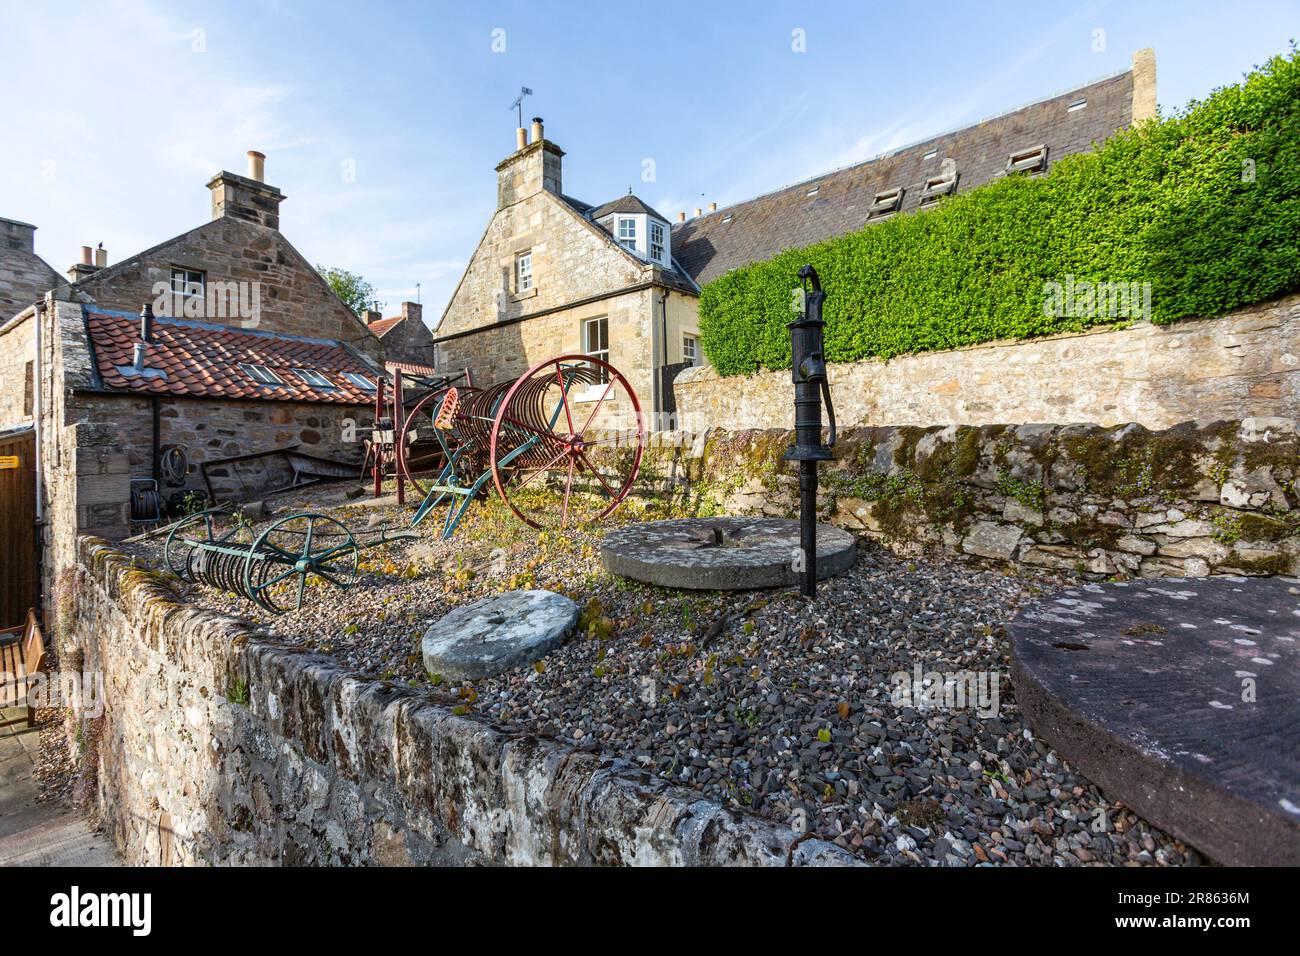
[640,418,1299,579]
[65,537,855,867]
[673,295,1300,431]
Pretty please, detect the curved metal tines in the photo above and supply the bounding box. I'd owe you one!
[190,547,248,596]
[495,364,595,470]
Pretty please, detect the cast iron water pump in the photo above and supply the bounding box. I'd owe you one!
[784,265,837,597]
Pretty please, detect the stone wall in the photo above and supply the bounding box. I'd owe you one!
[438,285,658,420]
[673,294,1300,431]
[0,311,34,425]
[639,417,1299,579]
[64,537,852,867]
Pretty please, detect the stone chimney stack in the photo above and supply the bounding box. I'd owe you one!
[67,244,101,283]
[1132,48,1157,123]
[496,119,563,209]
[208,150,285,230]
[0,218,37,254]
[400,301,423,326]
[362,309,383,326]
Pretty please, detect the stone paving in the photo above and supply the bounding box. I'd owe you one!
[0,710,118,867]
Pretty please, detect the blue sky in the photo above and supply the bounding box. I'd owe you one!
[1,0,1296,326]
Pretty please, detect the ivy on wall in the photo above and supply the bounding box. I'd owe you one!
[699,47,1300,376]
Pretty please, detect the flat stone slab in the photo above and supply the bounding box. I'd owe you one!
[1010,576,1300,866]
[422,590,578,681]
[599,517,856,590]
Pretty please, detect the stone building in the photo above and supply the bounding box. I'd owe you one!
[433,118,703,427]
[436,52,1155,427]
[0,152,386,568]
[362,300,439,374]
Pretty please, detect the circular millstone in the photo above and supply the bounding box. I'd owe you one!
[422,589,578,681]
[1010,576,1300,866]
[599,517,857,590]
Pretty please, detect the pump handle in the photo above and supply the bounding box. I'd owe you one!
[797,264,822,294]
[820,377,837,447]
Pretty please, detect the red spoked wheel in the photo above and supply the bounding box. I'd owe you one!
[489,355,644,529]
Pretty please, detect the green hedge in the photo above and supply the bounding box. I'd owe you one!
[699,47,1300,376]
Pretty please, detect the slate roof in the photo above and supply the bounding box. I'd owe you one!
[85,309,381,404]
[586,194,672,224]
[671,70,1135,286]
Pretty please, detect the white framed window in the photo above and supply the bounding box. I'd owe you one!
[342,371,377,391]
[649,221,665,262]
[241,363,284,386]
[682,334,699,366]
[293,368,336,389]
[516,251,533,292]
[171,267,205,311]
[617,217,637,250]
[579,316,610,398]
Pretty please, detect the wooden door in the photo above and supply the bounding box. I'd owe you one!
[0,428,38,629]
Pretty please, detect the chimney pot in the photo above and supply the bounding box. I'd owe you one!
[693,208,702,218]
[140,302,155,344]
[677,211,686,223]
[531,116,544,142]
[94,244,107,268]
[80,246,93,265]
[247,150,266,182]
[516,127,528,150]
[708,202,717,213]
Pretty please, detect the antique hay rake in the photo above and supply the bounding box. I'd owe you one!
[164,507,413,613]
[406,354,644,538]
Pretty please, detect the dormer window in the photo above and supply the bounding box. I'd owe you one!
[867,187,904,221]
[617,217,637,250]
[1007,144,1048,174]
[650,221,665,263]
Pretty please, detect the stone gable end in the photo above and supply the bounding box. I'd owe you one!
[437,190,645,338]
[63,217,381,361]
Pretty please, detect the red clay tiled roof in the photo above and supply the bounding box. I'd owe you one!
[85,309,380,404]
[386,360,438,376]
[368,316,403,336]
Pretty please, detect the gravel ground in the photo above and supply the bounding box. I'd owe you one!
[124,486,1201,866]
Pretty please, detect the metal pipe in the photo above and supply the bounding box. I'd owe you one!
[32,300,44,526]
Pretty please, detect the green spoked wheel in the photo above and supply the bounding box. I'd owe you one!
[244,513,360,613]
[163,508,251,581]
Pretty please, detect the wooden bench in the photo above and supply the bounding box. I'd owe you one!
[0,609,47,729]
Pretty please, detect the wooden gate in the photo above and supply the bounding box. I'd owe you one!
[0,427,38,629]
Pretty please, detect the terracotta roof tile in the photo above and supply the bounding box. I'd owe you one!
[368,316,404,337]
[85,309,380,404]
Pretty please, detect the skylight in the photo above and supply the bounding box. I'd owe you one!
[1067,97,1087,113]
[867,187,904,220]
[241,364,284,386]
[342,371,378,391]
[293,368,336,389]
[1006,144,1048,174]
[806,186,820,197]
[922,148,938,160]
[917,172,958,209]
